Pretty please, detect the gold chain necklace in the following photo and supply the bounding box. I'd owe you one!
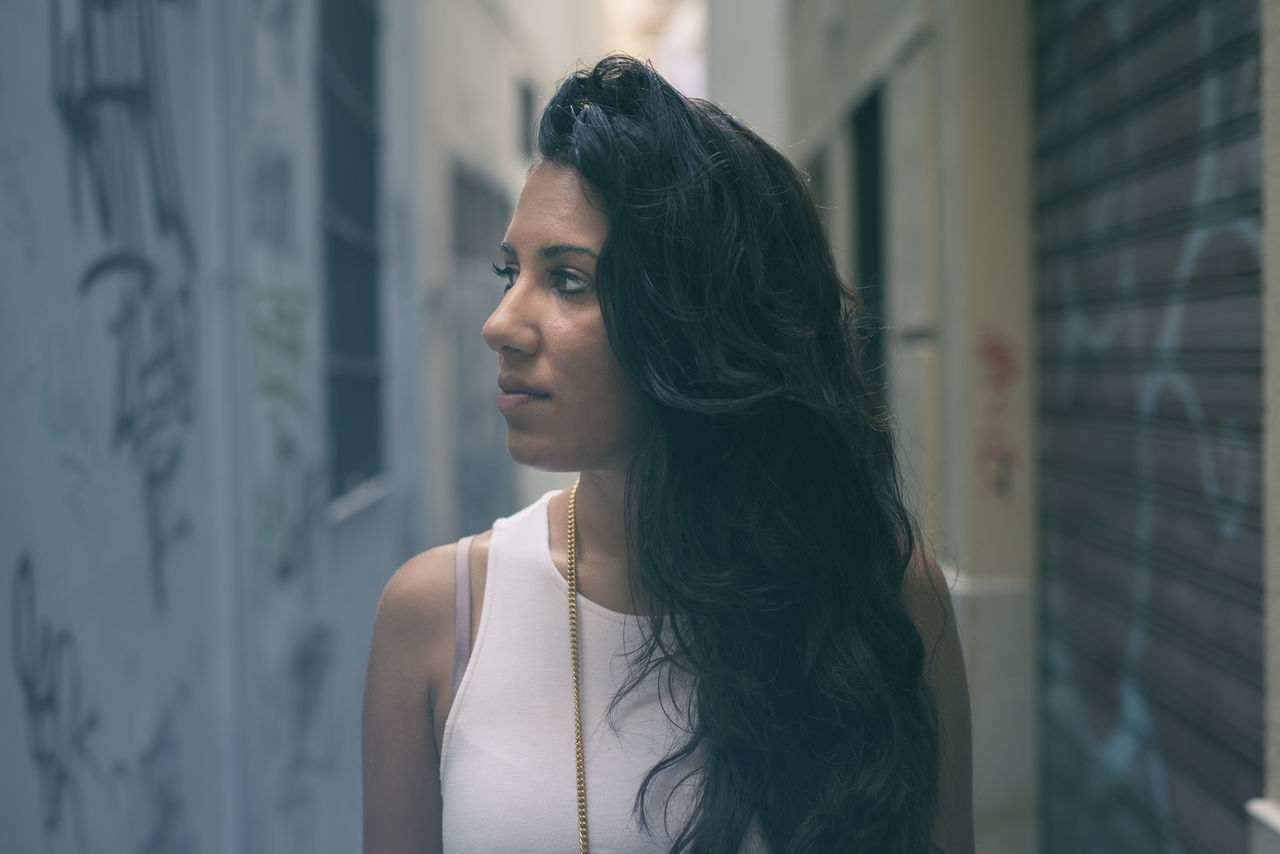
[566,478,589,853]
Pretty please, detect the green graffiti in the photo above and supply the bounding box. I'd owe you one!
[254,427,321,587]
[250,285,310,416]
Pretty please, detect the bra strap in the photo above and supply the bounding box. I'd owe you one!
[451,535,477,700]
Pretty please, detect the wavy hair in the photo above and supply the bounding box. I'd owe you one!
[536,55,938,852]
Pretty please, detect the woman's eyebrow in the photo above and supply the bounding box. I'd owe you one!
[538,244,599,260]
[498,241,598,261]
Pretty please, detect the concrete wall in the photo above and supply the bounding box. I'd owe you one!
[2,5,241,850]
[938,8,1037,848]
[706,0,785,144]
[0,1,524,851]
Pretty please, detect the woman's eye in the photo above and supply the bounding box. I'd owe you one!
[491,263,516,291]
[493,262,589,297]
[551,270,590,296]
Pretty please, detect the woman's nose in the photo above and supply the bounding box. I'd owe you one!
[482,277,539,356]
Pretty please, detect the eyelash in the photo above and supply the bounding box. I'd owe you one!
[492,263,515,291]
[491,263,590,297]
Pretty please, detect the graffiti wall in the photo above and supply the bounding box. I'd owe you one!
[1035,0,1263,851]
[1,1,427,851]
[1,1,227,850]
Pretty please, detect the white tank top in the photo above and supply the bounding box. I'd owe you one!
[440,492,701,852]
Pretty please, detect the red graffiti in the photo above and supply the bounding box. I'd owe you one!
[979,331,1018,392]
[975,330,1019,499]
[977,436,1016,497]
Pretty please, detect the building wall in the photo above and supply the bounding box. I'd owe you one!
[784,2,1039,852]
[416,0,605,532]
[0,1,459,851]
[1,4,240,850]
[706,0,785,143]
[1033,1,1265,852]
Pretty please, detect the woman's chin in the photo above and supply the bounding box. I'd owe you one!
[505,437,572,472]
[504,425,641,474]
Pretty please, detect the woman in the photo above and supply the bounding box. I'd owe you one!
[363,55,972,853]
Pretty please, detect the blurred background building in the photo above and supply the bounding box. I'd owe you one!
[1,1,1276,852]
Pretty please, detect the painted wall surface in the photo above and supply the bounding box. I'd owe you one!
[1,2,235,851]
[1035,0,1264,851]
[416,0,604,529]
[706,0,785,144]
[1,1,430,852]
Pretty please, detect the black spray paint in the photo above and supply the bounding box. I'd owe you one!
[275,621,337,812]
[13,553,199,852]
[11,552,100,852]
[50,0,198,610]
[132,710,197,854]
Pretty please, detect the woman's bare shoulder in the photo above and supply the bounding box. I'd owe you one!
[376,544,456,632]
[902,550,955,644]
[901,548,975,853]
[373,535,483,622]
[375,532,493,637]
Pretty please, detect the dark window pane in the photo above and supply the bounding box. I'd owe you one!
[321,0,377,99]
[849,87,885,406]
[520,82,536,157]
[324,236,378,361]
[327,372,382,497]
[321,92,377,229]
[451,164,511,259]
[320,0,381,498]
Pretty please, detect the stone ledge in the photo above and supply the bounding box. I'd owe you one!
[1248,799,1280,854]
[949,567,1037,854]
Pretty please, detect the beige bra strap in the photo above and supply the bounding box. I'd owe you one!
[451,535,476,700]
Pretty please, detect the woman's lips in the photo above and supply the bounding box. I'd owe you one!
[497,377,549,413]
[497,391,547,413]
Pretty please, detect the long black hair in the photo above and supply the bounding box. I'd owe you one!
[537,55,938,853]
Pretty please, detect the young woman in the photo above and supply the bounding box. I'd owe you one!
[363,55,973,853]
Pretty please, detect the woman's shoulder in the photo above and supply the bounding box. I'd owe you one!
[371,489,560,652]
[376,532,492,634]
[902,549,956,644]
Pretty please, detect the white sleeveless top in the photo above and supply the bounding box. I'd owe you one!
[439,492,770,853]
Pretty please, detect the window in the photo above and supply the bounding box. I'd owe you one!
[849,86,886,408]
[806,146,830,231]
[319,0,382,499]
[519,81,536,158]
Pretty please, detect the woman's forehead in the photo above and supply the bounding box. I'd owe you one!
[504,163,609,252]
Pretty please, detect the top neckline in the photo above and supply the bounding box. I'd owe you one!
[524,489,644,625]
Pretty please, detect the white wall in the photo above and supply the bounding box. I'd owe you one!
[0,2,431,851]
[706,0,787,144]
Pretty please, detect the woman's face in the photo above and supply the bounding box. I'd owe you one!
[482,163,649,472]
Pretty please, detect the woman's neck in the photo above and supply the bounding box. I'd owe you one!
[550,468,645,615]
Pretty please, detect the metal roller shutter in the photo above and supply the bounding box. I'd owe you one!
[1033,0,1263,851]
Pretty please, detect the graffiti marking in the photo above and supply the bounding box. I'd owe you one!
[51,0,200,609]
[11,552,101,853]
